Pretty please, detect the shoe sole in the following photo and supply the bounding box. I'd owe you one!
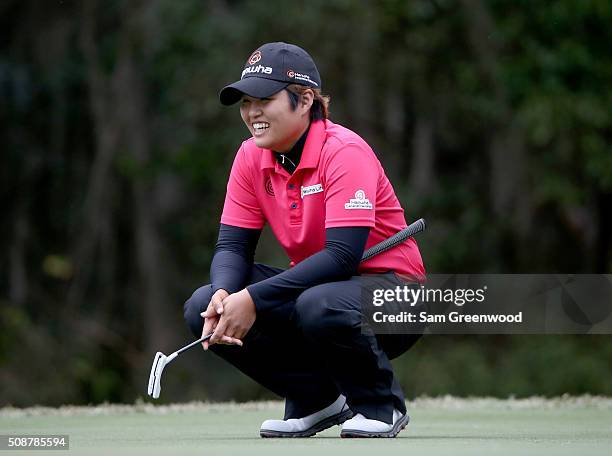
[340,413,410,438]
[260,409,354,438]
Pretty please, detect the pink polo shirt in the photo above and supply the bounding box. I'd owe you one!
[221,119,425,278]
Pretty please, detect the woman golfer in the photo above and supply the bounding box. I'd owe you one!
[183,42,425,438]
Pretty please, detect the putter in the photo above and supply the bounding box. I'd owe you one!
[147,218,427,399]
[147,333,212,399]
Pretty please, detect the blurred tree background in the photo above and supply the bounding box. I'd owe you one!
[1,0,611,407]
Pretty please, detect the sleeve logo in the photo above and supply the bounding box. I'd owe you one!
[344,189,372,209]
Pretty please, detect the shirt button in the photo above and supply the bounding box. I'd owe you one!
[291,203,298,209]
[288,184,294,189]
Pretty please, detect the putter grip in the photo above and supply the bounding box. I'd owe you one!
[360,218,426,262]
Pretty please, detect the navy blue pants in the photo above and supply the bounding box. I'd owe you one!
[183,263,421,424]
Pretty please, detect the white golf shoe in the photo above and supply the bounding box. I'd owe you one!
[340,408,409,438]
[260,394,353,438]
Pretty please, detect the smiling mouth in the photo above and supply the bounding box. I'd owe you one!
[252,122,270,134]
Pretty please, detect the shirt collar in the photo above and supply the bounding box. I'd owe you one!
[260,120,326,171]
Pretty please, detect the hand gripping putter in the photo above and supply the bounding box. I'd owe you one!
[147,218,426,399]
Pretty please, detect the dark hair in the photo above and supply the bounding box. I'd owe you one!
[285,84,330,121]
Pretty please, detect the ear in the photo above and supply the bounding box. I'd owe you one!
[300,89,314,114]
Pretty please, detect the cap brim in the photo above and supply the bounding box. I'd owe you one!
[219,78,290,105]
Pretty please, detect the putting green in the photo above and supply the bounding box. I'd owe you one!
[1,397,611,455]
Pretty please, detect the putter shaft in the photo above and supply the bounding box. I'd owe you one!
[176,333,213,356]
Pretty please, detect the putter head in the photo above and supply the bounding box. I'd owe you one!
[147,351,167,399]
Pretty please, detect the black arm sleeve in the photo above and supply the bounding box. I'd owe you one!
[247,227,370,312]
[210,224,261,294]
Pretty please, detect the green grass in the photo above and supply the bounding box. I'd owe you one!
[1,397,611,455]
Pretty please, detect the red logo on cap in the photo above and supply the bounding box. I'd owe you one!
[287,70,295,78]
[248,51,262,65]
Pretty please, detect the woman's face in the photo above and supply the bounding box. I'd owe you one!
[240,89,311,152]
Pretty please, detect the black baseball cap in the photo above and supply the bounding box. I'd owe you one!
[219,42,321,106]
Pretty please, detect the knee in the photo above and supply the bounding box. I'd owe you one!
[183,285,213,338]
[293,285,343,337]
